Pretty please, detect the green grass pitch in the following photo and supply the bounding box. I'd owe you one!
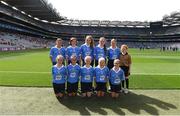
[0,49,180,89]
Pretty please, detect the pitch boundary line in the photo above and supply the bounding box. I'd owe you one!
[0,71,50,74]
[0,71,180,76]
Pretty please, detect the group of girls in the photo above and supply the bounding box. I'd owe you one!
[50,35,131,99]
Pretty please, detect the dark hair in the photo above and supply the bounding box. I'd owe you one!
[69,37,77,45]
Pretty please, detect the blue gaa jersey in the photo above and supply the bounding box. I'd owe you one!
[109,68,125,85]
[94,66,109,83]
[52,65,67,84]
[107,47,121,60]
[49,46,66,62]
[80,66,94,83]
[67,63,81,83]
[94,45,106,60]
[80,44,94,60]
[66,46,81,61]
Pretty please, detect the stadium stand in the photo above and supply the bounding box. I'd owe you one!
[0,31,54,51]
[0,0,180,51]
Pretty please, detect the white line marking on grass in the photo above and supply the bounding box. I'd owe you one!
[0,71,50,74]
[0,71,179,76]
[132,73,180,76]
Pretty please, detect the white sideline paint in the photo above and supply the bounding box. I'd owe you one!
[0,70,179,76]
[0,71,50,74]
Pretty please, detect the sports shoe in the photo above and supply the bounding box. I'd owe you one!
[124,88,129,94]
[121,88,125,92]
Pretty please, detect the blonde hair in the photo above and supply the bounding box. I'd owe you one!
[70,55,77,60]
[56,38,62,41]
[111,38,116,43]
[56,55,64,62]
[98,57,105,64]
[99,37,106,42]
[85,35,94,48]
[121,44,128,50]
[114,59,120,64]
[84,56,92,63]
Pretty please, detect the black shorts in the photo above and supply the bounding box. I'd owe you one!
[95,82,107,92]
[81,82,93,93]
[53,83,65,94]
[120,66,130,77]
[107,59,114,69]
[67,82,78,93]
[110,84,121,93]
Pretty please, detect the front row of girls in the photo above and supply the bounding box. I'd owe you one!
[52,55,126,99]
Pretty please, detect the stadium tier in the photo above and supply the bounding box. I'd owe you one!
[0,0,180,50]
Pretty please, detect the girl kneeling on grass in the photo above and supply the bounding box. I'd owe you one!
[94,57,109,97]
[109,59,125,98]
[67,55,81,96]
[52,55,67,99]
[80,56,94,97]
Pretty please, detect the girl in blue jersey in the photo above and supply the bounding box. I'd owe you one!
[94,37,107,66]
[67,55,81,96]
[80,35,94,66]
[49,38,66,65]
[80,56,94,97]
[94,57,109,97]
[66,37,81,65]
[109,59,125,98]
[107,39,121,69]
[52,55,67,98]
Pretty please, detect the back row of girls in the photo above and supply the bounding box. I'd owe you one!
[50,36,122,68]
[50,36,132,97]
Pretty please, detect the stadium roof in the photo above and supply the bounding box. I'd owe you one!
[163,11,180,26]
[1,0,180,27]
[1,0,65,22]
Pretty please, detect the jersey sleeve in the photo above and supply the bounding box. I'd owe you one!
[62,48,66,58]
[65,47,69,59]
[49,48,53,57]
[93,47,96,58]
[78,65,81,77]
[106,67,110,78]
[109,70,112,80]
